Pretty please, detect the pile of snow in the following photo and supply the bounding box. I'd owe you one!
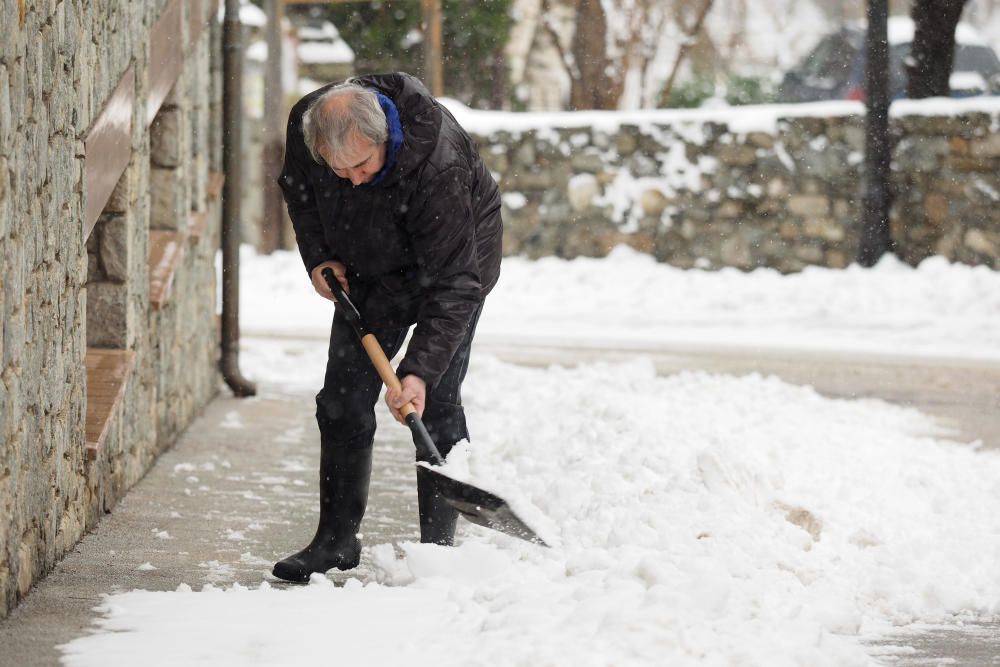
[60,356,1000,665]
[62,249,1000,664]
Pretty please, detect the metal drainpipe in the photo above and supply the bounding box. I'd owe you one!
[220,0,257,397]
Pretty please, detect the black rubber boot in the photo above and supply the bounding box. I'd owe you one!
[417,442,458,546]
[272,442,372,582]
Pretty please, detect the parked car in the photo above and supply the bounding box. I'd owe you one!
[777,16,1000,102]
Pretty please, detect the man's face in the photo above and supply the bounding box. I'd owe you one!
[321,133,387,186]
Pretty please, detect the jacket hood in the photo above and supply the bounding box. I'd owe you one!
[352,73,442,184]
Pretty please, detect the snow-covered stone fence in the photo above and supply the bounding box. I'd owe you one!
[451,99,1000,272]
[1,0,223,617]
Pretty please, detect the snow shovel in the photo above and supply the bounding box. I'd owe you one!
[321,268,548,547]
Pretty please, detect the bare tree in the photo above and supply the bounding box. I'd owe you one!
[657,0,716,107]
[630,2,670,108]
[538,0,622,109]
[906,0,971,98]
[569,0,621,109]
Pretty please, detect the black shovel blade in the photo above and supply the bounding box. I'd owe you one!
[417,465,549,547]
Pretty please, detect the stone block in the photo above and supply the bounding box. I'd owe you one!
[592,130,612,150]
[639,189,669,218]
[895,142,937,173]
[924,193,950,226]
[0,64,10,150]
[720,233,752,268]
[833,199,852,220]
[480,148,509,175]
[897,113,989,137]
[629,153,660,178]
[787,195,830,218]
[679,218,698,241]
[616,126,640,155]
[569,151,604,173]
[964,228,997,257]
[105,168,132,215]
[86,233,103,281]
[746,132,774,149]
[539,202,572,225]
[85,281,128,348]
[803,217,845,242]
[503,169,556,192]
[970,134,1000,159]
[766,178,787,198]
[718,200,743,219]
[716,144,756,166]
[755,198,783,216]
[843,124,865,152]
[702,122,729,143]
[513,136,535,166]
[794,244,825,264]
[0,155,7,210]
[949,136,969,156]
[826,250,849,268]
[623,232,656,255]
[943,156,995,172]
[99,214,129,281]
[567,173,598,212]
[595,171,618,187]
[151,107,182,168]
[784,116,828,138]
[149,166,184,230]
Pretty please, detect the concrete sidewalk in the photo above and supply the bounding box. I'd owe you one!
[0,385,425,665]
[1,342,998,665]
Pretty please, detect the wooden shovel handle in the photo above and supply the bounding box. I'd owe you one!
[321,268,418,419]
[359,334,417,419]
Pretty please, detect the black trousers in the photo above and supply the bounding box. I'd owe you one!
[315,300,483,460]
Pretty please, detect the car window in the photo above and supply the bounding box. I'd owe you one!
[800,34,856,83]
[889,42,999,95]
[889,44,909,94]
[955,45,1000,77]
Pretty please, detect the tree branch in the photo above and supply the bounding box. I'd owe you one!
[658,0,716,107]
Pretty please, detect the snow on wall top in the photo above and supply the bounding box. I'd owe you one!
[442,97,1000,137]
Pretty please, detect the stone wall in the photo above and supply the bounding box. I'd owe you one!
[1,0,223,617]
[469,101,1000,272]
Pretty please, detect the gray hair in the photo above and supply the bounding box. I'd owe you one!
[301,80,388,164]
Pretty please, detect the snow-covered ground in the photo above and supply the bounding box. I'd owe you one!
[240,244,1000,363]
[59,247,1000,666]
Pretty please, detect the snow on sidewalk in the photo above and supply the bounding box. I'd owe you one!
[59,250,1000,665]
[61,355,1000,666]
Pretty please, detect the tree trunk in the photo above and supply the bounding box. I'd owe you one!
[568,0,617,109]
[906,0,970,98]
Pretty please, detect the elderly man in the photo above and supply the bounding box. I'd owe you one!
[271,73,502,583]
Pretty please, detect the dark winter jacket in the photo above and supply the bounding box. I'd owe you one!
[278,72,502,389]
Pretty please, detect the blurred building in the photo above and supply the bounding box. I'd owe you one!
[294,20,355,92]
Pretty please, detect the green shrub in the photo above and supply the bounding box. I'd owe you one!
[666,77,717,108]
[724,75,777,106]
[309,0,512,109]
